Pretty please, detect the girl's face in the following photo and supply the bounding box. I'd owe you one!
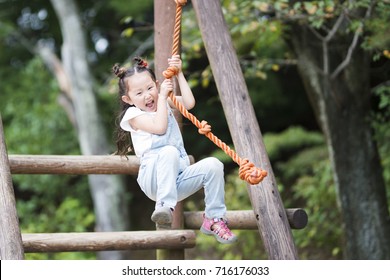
[122,71,159,112]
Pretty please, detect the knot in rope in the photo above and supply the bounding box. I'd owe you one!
[198,120,211,135]
[163,66,179,79]
[175,0,187,6]
[239,159,268,185]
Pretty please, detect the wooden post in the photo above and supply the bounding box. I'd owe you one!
[0,115,24,259]
[154,0,185,260]
[192,0,298,259]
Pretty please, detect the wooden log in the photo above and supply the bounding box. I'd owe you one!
[184,209,308,230]
[22,230,196,253]
[9,155,140,175]
[0,115,25,259]
[154,0,186,260]
[9,155,194,175]
[285,208,308,230]
[192,0,298,259]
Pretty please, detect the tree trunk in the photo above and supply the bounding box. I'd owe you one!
[287,21,390,259]
[50,0,130,260]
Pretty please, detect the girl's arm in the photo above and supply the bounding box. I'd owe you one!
[168,55,196,110]
[129,79,172,135]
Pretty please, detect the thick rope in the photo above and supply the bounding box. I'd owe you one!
[163,0,267,185]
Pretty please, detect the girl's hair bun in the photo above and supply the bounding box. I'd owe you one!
[113,63,127,79]
[133,56,148,68]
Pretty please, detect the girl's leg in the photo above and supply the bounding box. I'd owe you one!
[155,145,181,209]
[177,157,227,219]
[177,158,237,244]
[137,146,181,226]
[137,145,181,210]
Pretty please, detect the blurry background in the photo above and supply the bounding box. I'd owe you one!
[0,0,389,260]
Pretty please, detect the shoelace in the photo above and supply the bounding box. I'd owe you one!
[212,220,234,240]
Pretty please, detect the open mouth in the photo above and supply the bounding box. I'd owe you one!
[146,100,154,109]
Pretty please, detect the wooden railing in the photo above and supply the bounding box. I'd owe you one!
[1,152,308,259]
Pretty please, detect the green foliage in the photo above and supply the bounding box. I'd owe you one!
[181,0,288,80]
[224,1,285,57]
[107,0,153,18]
[371,84,390,207]
[21,196,96,260]
[264,126,324,161]
[291,161,343,259]
[0,57,95,260]
[266,127,343,259]
[25,251,96,260]
[266,0,390,60]
[360,0,390,61]
[0,58,78,154]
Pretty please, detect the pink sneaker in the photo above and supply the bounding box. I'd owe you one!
[200,214,237,244]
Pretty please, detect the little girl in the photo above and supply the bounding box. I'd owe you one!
[113,55,236,244]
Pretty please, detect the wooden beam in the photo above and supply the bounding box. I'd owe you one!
[8,155,194,175]
[22,230,196,253]
[0,116,25,259]
[184,209,308,230]
[192,0,298,259]
[8,155,140,175]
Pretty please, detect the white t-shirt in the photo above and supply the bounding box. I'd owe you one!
[120,106,154,157]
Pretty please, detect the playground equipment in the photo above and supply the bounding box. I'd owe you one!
[155,0,301,259]
[0,0,308,260]
[0,133,307,259]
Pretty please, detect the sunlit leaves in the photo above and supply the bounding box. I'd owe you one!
[384,50,390,59]
[362,0,390,54]
[121,27,134,38]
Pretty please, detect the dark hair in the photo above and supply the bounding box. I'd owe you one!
[112,57,157,156]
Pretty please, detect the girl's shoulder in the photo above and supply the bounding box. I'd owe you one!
[120,106,147,132]
[125,106,144,117]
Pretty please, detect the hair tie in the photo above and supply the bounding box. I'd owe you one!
[133,57,148,68]
[113,64,126,79]
[140,60,148,68]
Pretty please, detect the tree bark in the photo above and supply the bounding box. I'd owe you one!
[287,20,390,259]
[50,0,130,260]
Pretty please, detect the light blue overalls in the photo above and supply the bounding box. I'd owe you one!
[136,107,227,219]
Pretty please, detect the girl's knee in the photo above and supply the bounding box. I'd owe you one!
[203,157,224,174]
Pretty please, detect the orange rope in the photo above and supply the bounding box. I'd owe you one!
[163,0,267,185]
